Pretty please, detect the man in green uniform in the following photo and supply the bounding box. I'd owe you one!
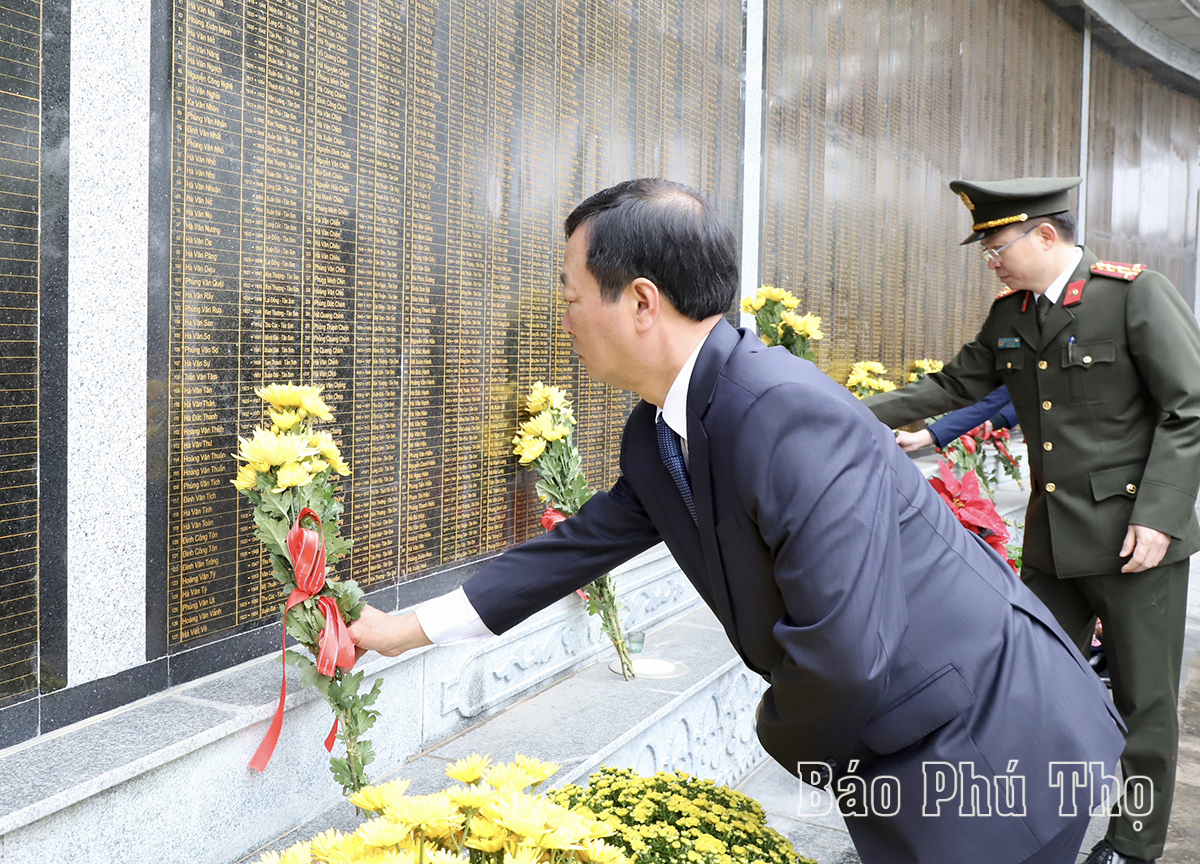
[865,176,1200,864]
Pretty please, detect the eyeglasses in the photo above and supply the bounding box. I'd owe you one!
[981,228,1034,264]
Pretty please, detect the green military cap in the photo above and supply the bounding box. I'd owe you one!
[949,176,1081,244]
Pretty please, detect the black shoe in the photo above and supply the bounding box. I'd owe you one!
[1081,839,1155,864]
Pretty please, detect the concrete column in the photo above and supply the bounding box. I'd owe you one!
[739,0,765,325]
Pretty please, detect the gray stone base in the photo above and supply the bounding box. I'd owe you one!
[2,547,729,864]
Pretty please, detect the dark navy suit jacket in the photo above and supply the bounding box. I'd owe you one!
[464,322,1123,864]
[927,385,1018,447]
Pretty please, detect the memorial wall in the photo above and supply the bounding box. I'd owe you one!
[1085,46,1200,306]
[4,0,1200,747]
[759,0,1200,385]
[148,0,744,657]
[0,1,42,707]
[760,0,1087,384]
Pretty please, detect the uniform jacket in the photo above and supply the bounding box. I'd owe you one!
[463,321,1123,863]
[867,247,1200,577]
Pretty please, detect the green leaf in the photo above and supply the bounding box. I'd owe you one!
[253,510,291,561]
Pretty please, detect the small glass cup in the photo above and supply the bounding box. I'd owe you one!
[625,631,646,653]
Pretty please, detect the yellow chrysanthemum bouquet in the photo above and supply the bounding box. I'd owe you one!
[512,383,635,680]
[233,383,382,797]
[844,361,897,399]
[907,358,943,383]
[740,285,824,362]
[253,754,632,864]
[552,767,811,864]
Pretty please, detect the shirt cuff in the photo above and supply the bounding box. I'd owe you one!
[414,586,495,645]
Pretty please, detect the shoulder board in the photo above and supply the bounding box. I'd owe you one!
[993,286,1015,301]
[1091,260,1146,281]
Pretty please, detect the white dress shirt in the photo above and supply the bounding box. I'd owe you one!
[416,329,712,644]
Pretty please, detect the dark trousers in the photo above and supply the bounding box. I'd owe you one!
[1024,559,1190,861]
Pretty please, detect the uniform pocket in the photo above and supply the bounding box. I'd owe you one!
[1062,340,1117,405]
[859,664,975,755]
[1089,462,1144,501]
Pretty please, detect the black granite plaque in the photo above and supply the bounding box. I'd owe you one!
[0,0,43,708]
[152,0,744,654]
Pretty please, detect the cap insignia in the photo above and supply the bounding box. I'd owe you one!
[957,191,975,211]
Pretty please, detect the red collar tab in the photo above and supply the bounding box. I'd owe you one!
[1020,290,1031,313]
[1062,279,1085,307]
[1091,260,1146,281]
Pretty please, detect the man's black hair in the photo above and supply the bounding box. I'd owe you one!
[563,178,739,321]
[983,211,1077,244]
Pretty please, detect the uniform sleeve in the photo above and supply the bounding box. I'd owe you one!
[733,384,907,770]
[1125,274,1200,537]
[925,385,1013,447]
[864,327,1007,428]
[462,474,661,635]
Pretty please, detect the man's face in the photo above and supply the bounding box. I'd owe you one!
[560,228,636,389]
[981,224,1042,292]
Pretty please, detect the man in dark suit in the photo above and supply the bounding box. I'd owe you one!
[350,178,1124,864]
[865,176,1200,864]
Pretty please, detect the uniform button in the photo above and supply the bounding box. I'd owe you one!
[1042,400,1052,410]
[1006,361,1012,369]
[1045,482,1057,492]
[1043,441,1053,451]
[1038,360,1048,370]
[1126,483,1137,494]
[1083,355,1093,364]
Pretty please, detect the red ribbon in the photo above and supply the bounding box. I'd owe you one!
[541,508,590,601]
[249,508,356,772]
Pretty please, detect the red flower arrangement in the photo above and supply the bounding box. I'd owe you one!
[929,461,1018,572]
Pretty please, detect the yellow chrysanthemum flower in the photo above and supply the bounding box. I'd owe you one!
[357,815,411,849]
[236,427,319,468]
[384,793,462,836]
[300,391,334,422]
[254,853,281,864]
[779,311,825,341]
[269,408,303,432]
[483,763,538,794]
[308,828,349,861]
[578,839,629,863]
[309,430,351,476]
[350,779,413,815]
[256,383,319,410]
[279,843,312,864]
[446,754,492,785]
[274,461,315,492]
[526,382,570,415]
[464,833,507,853]
[504,847,544,864]
[519,412,559,441]
[512,435,547,465]
[514,754,561,785]
[232,462,260,491]
[758,285,786,302]
[447,784,495,811]
[739,295,766,314]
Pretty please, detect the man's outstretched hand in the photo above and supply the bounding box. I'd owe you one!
[347,604,433,660]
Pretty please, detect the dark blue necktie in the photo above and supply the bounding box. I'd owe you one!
[657,415,697,523]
